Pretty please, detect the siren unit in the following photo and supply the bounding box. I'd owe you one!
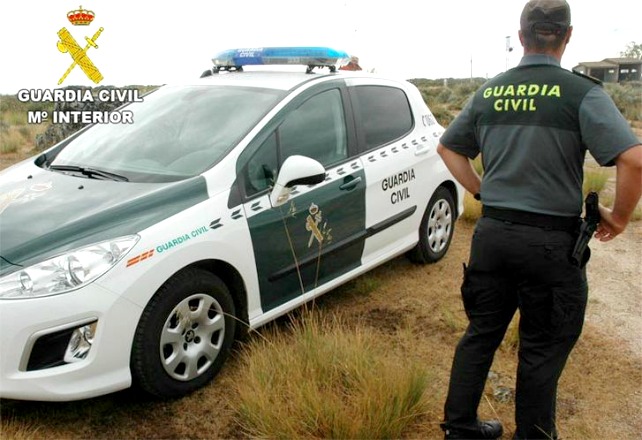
[201,47,350,77]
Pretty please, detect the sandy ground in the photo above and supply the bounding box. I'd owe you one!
[586,223,642,357]
[583,213,642,433]
[583,126,641,359]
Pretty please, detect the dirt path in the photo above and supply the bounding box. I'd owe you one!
[585,222,642,356]
[584,220,642,432]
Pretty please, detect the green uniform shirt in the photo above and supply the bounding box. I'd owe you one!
[441,54,640,216]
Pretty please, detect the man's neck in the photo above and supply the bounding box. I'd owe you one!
[523,47,564,62]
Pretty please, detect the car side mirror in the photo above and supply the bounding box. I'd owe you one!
[269,155,326,207]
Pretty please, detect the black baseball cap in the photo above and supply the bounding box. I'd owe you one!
[520,0,571,34]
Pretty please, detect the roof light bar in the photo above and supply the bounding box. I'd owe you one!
[209,47,350,74]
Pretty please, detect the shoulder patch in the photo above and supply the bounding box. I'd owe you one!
[572,70,603,86]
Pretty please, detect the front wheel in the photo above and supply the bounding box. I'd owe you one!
[407,186,456,264]
[131,268,236,399]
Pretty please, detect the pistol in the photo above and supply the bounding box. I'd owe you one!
[570,192,600,267]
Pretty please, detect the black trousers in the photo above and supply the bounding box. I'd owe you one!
[444,217,588,439]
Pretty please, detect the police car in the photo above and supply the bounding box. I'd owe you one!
[0,47,463,401]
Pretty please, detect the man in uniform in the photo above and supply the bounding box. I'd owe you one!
[339,56,363,71]
[436,0,642,438]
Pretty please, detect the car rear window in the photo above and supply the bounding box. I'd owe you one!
[351,85,413,150]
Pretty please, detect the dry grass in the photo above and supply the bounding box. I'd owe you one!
[583,168,610,195]
[0,416,41,440]
[0,128,23,154]
[0,112,45,168]
[501,314,520,352]
[1,110,26,127]
[461,192,482,223]
[234,311,430,438]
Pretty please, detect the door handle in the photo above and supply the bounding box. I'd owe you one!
[415,144,431,156]
[339,176,362,191]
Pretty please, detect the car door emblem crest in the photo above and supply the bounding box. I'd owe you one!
[306,203,332,247]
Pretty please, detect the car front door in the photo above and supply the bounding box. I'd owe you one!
[239,84,366,313]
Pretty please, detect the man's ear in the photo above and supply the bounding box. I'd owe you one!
[565,26,573,44]
[518,30,525,47]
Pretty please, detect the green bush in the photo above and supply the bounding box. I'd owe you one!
[412,78,486,124]
[430,103,455,127]
[583,169,610,195]
[605,82,642,121]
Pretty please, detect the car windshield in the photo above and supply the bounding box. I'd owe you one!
[50,85,285,182]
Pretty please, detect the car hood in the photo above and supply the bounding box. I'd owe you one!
[0,162,208,276]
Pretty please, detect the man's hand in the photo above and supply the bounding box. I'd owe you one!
[595,144,642,242]
[595,205,627,242]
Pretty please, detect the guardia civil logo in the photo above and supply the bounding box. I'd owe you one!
[305,203,333,248]
[56,6,104,85]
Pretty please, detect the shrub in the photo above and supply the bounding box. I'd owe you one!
[428,103,455,127]
[0,128,24,154]
[583,169,609,195]
[605,82,642,121]
[460,192,482,223]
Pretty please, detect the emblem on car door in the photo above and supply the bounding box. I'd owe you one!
[305,203,332,247]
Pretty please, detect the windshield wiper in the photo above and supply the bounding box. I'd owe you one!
[49,165,129,181]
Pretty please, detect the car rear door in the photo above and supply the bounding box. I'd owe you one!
[345,79,441,265]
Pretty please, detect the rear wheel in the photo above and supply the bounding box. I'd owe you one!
[131,268,236,399]
[407,187,455,264]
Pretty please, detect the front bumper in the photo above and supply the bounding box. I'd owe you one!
[0,283,142,401]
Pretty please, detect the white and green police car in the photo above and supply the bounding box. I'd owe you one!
[0,48,463,401]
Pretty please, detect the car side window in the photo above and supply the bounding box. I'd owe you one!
[351,86,413,150]
[244,88,347,197]
[279,88,347,167]
[245,133,278,195]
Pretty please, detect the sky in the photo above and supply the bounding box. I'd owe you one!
[0,0,639,95]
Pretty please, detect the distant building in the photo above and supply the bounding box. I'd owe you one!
[573,57,641,83]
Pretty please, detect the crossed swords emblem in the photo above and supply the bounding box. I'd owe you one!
[57,27,104,85]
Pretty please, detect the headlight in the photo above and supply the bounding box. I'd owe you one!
[0,236,139,299]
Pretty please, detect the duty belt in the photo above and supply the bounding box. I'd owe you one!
[482,205,579,232]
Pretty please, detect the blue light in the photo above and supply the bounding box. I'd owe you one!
[211,47,350,69]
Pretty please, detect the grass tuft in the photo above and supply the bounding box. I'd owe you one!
[501,314,520,352]
[471,156,484,176]
[0,416,41,440]
[460,192,482,223]
[234,311,430,439]
[583,169,609,195]
[0,128,24,154]
[439,305,466,332]
[349,275,381,296]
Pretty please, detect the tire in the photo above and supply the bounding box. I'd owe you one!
[407,186,456,264]
[131,268,236,399]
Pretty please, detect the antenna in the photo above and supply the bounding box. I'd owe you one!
[505,36,514,71]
